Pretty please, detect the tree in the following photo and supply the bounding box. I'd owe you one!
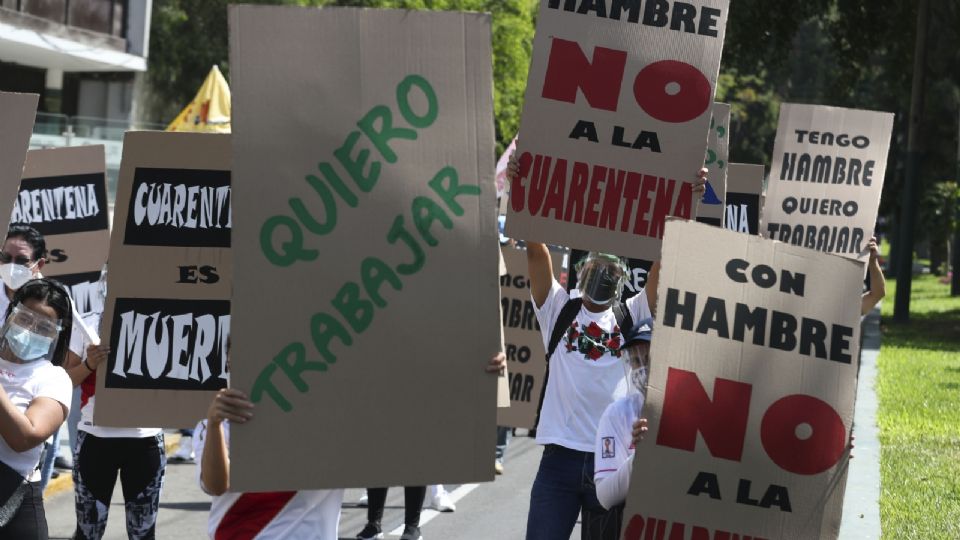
[143,0,535,154]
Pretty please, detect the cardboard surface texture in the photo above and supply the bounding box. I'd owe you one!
[229,5,499,491]
[94,131,232,428]
[762,104,893,261]
[505,0,730,259]
[15,146,110,314]
[695,103,730,227]
[724,163,765,235]
[497,247,562,429]
[0,92,39,237]
[622,219,862,540]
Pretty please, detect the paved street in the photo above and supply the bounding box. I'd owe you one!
[43,432,566,540]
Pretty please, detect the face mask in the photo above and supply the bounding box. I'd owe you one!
[579,261,625,306]
[0,263,35,291]
[4,324,54,362]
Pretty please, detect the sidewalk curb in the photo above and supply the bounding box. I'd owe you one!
[43,433,183,500]
[838,305,883,538]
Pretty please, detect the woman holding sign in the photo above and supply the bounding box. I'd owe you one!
[0,279,74,538]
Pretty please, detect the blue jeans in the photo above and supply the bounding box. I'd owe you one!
[526,445,622,540]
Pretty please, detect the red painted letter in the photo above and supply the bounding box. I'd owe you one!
[656,368,752,461]
[634,60,712,123]
[760,394,847,475]
[542,39,627,112]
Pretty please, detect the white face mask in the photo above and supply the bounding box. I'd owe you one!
[0,263,36,291]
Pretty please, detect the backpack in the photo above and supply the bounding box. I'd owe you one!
[532,298,633,430]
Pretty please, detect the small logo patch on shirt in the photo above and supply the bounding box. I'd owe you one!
[601,437,615,458]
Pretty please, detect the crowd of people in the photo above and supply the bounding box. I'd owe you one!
[0,148,886,540]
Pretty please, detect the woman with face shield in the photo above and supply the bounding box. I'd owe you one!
[593,319,653,521]
[0,279,74,538]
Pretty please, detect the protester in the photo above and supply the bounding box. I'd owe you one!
[70,269,165,540]
[358,486,427,540]
[195,385,344,539]
[507,154,706,540]
[861,237,886,316]
[0,279,74,538]
[593,319,653,518]
[0,225,90,491]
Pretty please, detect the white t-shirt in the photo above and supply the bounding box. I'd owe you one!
[533,280,651,452]
[76,311,160,439]
[0,357,71,478]
[193,420,344,539]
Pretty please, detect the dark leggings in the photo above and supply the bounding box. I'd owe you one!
[366,486,426,527]
[72,432,166,540]
[0,482,47,539]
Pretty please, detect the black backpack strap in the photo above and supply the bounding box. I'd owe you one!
[611,300,634,334]
[534,298,582,431]
[545,298,583,364]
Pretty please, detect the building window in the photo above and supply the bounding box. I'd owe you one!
[21,0,68,24]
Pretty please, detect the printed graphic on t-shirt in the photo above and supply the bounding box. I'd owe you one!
[564,321,622,360]
[602,437,615,458]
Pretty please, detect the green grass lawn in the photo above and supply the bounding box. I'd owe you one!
[877,274,960,539]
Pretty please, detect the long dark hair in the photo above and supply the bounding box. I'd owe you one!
[5,279,73,367]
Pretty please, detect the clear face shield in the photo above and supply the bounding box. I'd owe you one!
[621,340,651,400]
[1,304,62,363]
[578,254,627,306]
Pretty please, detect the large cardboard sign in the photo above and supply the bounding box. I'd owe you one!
[724,163,764,235]
[0,92,38,236]
[94,132,231,428]
[505,0,730,259]
[14,146,110,314]
[622,219,861,540]
[696,102,730,227]
[497,247,563,429]
[762,104,893,261]
[228,6,499,491]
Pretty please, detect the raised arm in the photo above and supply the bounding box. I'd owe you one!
[645,261,661,318]
[861,237,886,316]
[201,389,254,496]
[527,242,554,308]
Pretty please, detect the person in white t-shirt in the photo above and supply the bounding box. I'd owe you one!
[0,279,74,538]
[195,387,345,539]
[593,319,653,523]
[507,155,706,540]
[70,269,165,540]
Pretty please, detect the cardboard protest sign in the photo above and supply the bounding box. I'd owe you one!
[0,92,38,236]
[567,249,651,303]
[505,0,730,259]
[94,131,231,428]
[14,146,109,314]
[724,163,765,235]
[762,104,893,261]
[497,247,563,429]
[622,219,861,540]
[696,102,730,227]
[228,6,499,491]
